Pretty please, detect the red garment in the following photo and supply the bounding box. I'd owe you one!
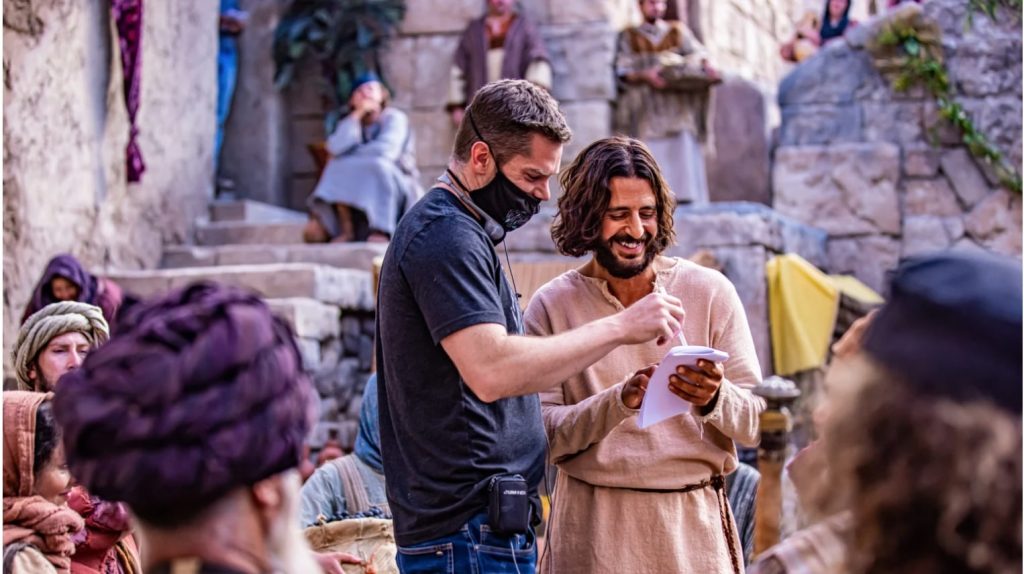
[67,487,140,574]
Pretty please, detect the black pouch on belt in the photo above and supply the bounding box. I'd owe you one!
[487,474,530,534]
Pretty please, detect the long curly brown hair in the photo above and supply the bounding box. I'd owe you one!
[823,355,1022,574]
[551,136,676,257]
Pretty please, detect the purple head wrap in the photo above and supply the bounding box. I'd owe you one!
[53,282,315,526]
[22,255,99,323]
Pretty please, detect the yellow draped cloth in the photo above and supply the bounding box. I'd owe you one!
[766,254,882,375]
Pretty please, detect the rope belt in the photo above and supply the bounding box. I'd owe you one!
[620,475,742,574]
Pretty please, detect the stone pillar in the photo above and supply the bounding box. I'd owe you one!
[220,0,290,207]
[706,78,771,205]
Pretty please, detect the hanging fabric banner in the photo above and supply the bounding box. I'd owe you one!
[112,0,145,182]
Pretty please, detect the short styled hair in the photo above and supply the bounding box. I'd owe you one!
[452,79,571,165]
[552,136,676,257]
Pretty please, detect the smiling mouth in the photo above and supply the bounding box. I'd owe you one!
[613,236,647,254]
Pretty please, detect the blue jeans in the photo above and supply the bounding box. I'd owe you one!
[396,513,536,574]
[215,37,238,168]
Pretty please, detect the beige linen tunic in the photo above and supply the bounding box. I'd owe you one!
[524,258,765,574]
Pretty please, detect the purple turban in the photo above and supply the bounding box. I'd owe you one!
[53,282,315,525]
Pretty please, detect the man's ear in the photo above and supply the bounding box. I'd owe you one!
[27,363,38,382]
[469,140,493,175]
[250,475,284,510]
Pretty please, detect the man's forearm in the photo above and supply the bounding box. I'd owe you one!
[462,317,627,402]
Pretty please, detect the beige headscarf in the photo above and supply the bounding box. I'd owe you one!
[13,301,110,390]
[2,391,84,573]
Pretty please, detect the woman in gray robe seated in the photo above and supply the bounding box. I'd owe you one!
[305,74,423,243]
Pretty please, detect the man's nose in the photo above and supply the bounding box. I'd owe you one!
[534,180,552,203]
[67,349,86,369]
[626,213,644,236]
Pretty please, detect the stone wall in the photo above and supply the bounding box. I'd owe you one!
[3,1,217,363]
[772,1,1022,294]
[224,0,813,209]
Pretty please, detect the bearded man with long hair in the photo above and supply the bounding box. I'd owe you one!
[526,136,765,573]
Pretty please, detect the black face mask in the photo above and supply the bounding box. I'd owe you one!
[469,166,541,232]
[458,109,542,233]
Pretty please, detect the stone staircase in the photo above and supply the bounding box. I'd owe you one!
[106,199,384,452]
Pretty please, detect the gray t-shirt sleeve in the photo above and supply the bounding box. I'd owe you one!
[400,219,508,345]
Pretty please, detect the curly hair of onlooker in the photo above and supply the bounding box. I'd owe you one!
[824,355,1022,574]
[551,136,676,257]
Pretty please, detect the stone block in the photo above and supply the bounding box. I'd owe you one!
[413,35,461,110]
[265,297,341,339]
[826,235,901,294]
[964,189,1023,255]
[902,144,942,177]
[544,24,617,102]
[320,339,344,371]
[548,0,625,25]
[319,397,339,420]
[778,103,862,146]
[778,44,877,106]
[958,96,1023,169]
[108,264,374,310]
[900,215,964,258]
[706,78,771,205]
[194,220,307,246]
[399,0,481,35]
[160,247,217,269]
[940,148,990,209]
[160,242,388,271]
[559,100,613,163]
[774,143,901,235]
[947,38,1022,98]
[380,37,416,111]
[362,316,377,336]
[951,236,989,255]
[410,110,456,168]
[921,101,965,146]
[296,337,321,371]
[862,101,924,144]
[358,335,374,371]
[341,315,362,352]
[672,202,828,268]
[209,199,307,223]
[902,177,963,217]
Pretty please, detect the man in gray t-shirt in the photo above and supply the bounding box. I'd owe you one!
[376,79,688,574]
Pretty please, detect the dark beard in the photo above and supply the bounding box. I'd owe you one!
[593,233,657,279]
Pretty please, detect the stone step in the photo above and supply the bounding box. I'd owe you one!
[194,220,307,246]
[265,297,341,339]
[106,263,373,310]
[161,242,387,271]
[209,199,307,223]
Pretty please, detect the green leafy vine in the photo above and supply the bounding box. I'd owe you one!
[967,0,1022,28]
[873,13,1022,195]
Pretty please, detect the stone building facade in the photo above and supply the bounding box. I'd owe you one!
[3,1,218,362]
[772,1,1022,294]
[222,0,812,210]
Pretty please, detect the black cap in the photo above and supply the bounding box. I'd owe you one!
[862,252,1022,413]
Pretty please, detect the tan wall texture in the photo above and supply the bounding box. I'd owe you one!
[3,0,218,359]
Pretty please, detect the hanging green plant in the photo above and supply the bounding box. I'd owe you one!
[273,0,406,132]
[869,7,1021,195]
